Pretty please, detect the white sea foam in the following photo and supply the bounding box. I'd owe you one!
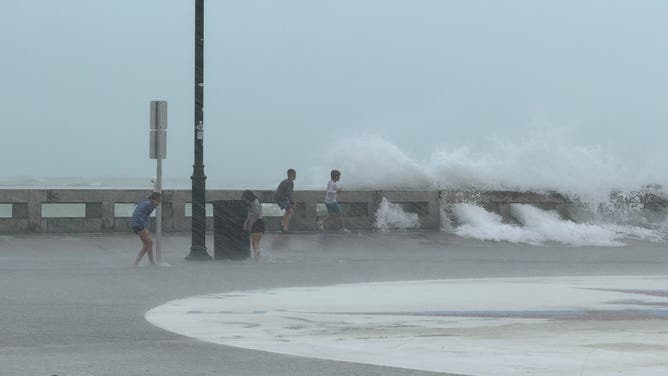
[452,203,544,245]
[510,203,664,246]
[451,203,665,246]
[317,133,667,218]
[373,197,420,231]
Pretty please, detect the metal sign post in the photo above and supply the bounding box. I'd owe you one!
[150,100,167,264]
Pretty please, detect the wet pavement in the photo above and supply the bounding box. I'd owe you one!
[0,231,666,375]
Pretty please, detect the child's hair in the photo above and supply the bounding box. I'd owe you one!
[287,168,296,177]
[148,192,162,200]
[330,169,341,179]
[242,189,257,202]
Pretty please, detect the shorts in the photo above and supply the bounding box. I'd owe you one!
[325,202,341,214]
[250,218,266,234]
[131,224,145,234]
[277,199,293,210]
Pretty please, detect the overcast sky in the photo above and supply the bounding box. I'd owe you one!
[1,1,666,189]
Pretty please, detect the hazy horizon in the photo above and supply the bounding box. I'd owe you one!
[2,1,667,193]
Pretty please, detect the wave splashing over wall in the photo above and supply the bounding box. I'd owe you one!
[450,202,664,246]
[321,134,667,241]
[324,133,666,197]
[374,198,420,232]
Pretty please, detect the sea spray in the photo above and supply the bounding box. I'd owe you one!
[439,204,453,232]
[319,134,668,236]
[450,202,664,246]
[320,134,666,203]
[322,135,433,190]
[510,204,626,246]
[374,197,420,231]
[452,203,544,245]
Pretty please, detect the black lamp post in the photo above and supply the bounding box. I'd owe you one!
[186,0,212,260]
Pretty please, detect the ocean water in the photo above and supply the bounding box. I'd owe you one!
[341,134,667,245]
[1,134,666,245]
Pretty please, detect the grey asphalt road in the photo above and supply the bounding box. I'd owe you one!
[0,231,666,376]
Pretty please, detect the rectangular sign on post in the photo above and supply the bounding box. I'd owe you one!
[149,130,167,159]
[150,101,168,129]
[150,101,168,159]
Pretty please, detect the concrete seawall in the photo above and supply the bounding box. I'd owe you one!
[0,189,663,234]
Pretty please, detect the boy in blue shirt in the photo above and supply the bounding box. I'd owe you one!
[130,192,161,267]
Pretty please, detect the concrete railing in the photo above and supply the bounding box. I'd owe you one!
[0,189,663,234]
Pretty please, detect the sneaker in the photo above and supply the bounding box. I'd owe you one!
[340,227,351,233]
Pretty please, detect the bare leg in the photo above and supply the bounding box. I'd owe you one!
[282,207,294,231]
[134,229,155,266]
[337,213,346,230]
[133,248,146,267]
[146,246,156,265]
[323,212,347,232]
[251,232,262,261]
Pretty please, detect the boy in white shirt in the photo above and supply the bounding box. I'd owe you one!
[319,169,350,232]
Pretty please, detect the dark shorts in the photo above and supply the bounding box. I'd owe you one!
[277,200,293,210]
[131,224,145,234]
[250,218,265,234]
[325,202,341,214]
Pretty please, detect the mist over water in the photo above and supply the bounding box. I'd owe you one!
[327,133,667,245]
[3,132,666,246]
[5,131,664,199]
[322,133,665,200]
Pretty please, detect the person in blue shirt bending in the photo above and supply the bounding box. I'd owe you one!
[130,192,161,267]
